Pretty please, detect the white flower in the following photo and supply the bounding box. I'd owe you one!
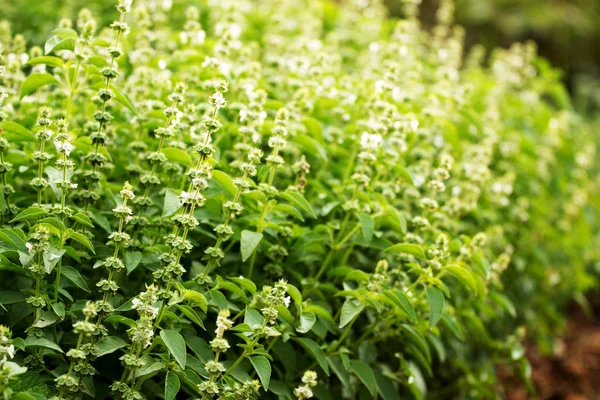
[54,141,75,156]
[25,242,33,252]
[210,91,227,109]
[283,296,291,308]
[360,132,383,150]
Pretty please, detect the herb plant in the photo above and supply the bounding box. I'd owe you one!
[0,0,598,399]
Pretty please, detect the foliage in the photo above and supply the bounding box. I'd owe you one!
[0,0,598,399]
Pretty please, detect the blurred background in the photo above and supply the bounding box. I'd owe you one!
[1,0,599,111]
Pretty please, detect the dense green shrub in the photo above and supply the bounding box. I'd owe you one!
[0,0,598,399]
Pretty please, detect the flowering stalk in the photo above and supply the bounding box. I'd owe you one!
[154,80,228,295]
[313,130,383,281]
[31,107,54,205]
[54,303,98,399]
[0,44,14,218]
[222,281,290,381]
[134,82,186,211]
[247,108,290,277]
[112,285,159,400]
[199,147,262,280]
[51,119,77,302]
[80,0,131,209]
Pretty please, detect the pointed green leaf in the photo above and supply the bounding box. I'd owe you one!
[66,230,95,253]
[383,290,416,322]
[349,360,378,398]
[61,265,90,292]
[20,73,59,98]
[296,312,316,333]
[163,148,193,167]
[241,230,263,262]
[10,207,47,223]
[426,287,445,329]
[384,243,426,259]
[295,338,329,375]
[24,336,63,353]
[212,170,237,196]
[250,356,271,391]
[443,264,477,294]
[70,213,94,228]
[96,336,127,357]
[357,213,374,243]
[339,299,363,328]
[183,290,208,313]
[162,189,182,218]
[25,56,64,69]
[280,191,316,218]
[160,330,187,370]
[165,371,180,400]
[125,251,143,275]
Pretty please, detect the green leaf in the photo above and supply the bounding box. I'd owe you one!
[24,336,63,353]
[44,36,75,55]
[0,229,27,252]
[304,305,334,322]
[66,230,95,253]
[0,121,35,142]
[384,243,426,259]
[443,264,477,294]
[25,56,64,69]
[104,315,136,327]
[125,251,143,275]
[90,82,137,114]
[163,148,193,167]
[383,290,416,322]
[295,338,329,375]
[349,360,378,398]
[43,247,65,274]
[274,203,304,221]
[51,28,78,38]
[177,305,206,330]
[286,284,302,305]
[280,191,316,218]
[33,310,58,328]
[357,213,374,243]
[250,356,271,391]
[426,287,445,329]
[61,265,90,292]
[165,371,180,400]
[185,336,213,363]
[10,207,47,223]
[339,299,363,328]
[240,230,263,262]
[70,213,94,228]
[244,307,265,329]
[489,292,517,318]
[162,189,181,218]
[209,290,228,310]
[0,291,25,305]
[160,330,187,370]
[396,165,414,185]
[297,312,316,333]
[20,73,59,98]
[228,277,257,295]
[12,393,37,400]
[91,212,111,233]
[96,336,127,357]
[402,325,431,361]
[212,170,237,196]
[183,290,208,313]
[374,370,400,400]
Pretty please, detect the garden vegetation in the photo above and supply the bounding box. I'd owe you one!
[0,0,598,399]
